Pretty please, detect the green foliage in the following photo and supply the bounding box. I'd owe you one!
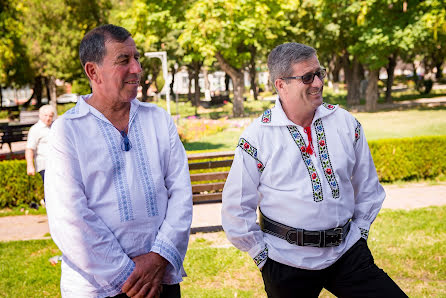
[71,78,91,95]
[369,136,446,182]
[0,160,43,208]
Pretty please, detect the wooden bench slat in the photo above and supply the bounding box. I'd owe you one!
[188,159,233,170]
[188,151,234,161]
[190,171,229,182]
[192,182,226,193]
[193,193,222,204]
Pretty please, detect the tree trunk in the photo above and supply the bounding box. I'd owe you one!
[47,76,58,119]
[141,69,150,102]
[193,62,200,108]
[187,68,193,103]
[169,65,176,98]
[365,69,379,112]
[0,85,2,108]
[216,52,244,117]
[343,53,362,105]
[203,67,211,101]
[385,54,397,103]
[249,47,258,100]
[224,73,230,91]
[435,60,443,79]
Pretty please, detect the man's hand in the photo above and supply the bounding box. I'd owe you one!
[122,252,169,298]
[27,165,36,176]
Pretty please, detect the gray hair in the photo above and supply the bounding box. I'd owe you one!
[79,24,132,70]
[39,104,55,115]
[267,43,317,85]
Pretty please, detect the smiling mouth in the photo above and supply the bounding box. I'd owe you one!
[308,90,321,95]
[125,80,139,85]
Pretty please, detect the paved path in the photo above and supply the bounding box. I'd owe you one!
[1,182,445,242]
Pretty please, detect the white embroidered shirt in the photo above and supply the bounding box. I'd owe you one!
[222,99,385,270]
[45,95,193,297]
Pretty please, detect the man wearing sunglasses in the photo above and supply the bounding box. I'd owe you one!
[45,25,192,298]
[222,42,406,297]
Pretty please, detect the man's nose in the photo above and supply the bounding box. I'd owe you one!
[312,74,324,87]
[130,58,142,74]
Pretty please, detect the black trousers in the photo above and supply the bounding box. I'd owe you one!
[261,239,407,298]
[110,283,180,298]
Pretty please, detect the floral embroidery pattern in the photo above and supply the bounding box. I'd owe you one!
[261,109,271,123]
[253,246,268,266]
[322,102,336,110]
[359,228,369,240]
[314,119,340,199]
[287,126,323,202]
[354,119,361,147]
[102,260,135,295]
[238,138,265,172]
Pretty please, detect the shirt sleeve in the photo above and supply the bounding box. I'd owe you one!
[221,137,267,269]
[150,115,193,277]
[45,119,134,297]
[351,119,385,240]
[26,124,38,150]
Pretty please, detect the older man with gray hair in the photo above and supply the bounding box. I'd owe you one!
[26,104,55,184]
[222,42,407,297]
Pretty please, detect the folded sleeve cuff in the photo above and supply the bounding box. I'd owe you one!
[150,236,183,273]
[248,244,268,269]
[353,218,371,240]
[100,258,135,297]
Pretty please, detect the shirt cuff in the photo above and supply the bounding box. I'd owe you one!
[150,236,183,274]
[353,218,371,241]
[100,258,135,297]
[248,244,268,269]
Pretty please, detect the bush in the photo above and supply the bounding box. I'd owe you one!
[369,136,446,182]
[0,160,43,208]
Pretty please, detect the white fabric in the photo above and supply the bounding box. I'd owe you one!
[26,120,51,172]
[45,95,193,297]
[222,98,385,270]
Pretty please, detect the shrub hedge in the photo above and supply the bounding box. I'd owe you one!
[0,160,44,208]
[0,136,445,208]
[369,136,446,182]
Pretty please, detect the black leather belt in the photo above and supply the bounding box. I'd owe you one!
[259,210,351,247]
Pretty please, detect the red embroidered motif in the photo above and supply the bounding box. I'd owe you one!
[257,163,262,169]
[326,168,332,175]
[300,146,306,152]
[304,126,314,155]
[244,143,250,149]
[311,172,317,179]
[319,140,325,146]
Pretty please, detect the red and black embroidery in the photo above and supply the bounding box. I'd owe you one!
[354,119,361,147]
[287,126,323,202]
[238,138,265,173]
[314,119,340,199]
[322,102,336,110]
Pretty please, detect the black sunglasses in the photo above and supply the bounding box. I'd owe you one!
[120,130,132,152]
[281,68,327,84]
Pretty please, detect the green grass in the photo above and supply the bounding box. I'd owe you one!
[1,206,445,297]
[0,206,47,217]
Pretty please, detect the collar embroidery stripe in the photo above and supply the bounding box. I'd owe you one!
[322,102,336,110]
[287,126,323,202]
[261,109,271,123]
[354,119,361,147]
[314,119,340,199]
[238,138,265,173]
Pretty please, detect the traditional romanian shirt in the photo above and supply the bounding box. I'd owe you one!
[45,95,193,297]
[222,98,385,270]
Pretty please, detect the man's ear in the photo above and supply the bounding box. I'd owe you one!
[85,62,100,83]
[274,78,284,92]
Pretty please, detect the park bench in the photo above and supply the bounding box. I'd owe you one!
[188,151,234,204]
[0,123,32,152]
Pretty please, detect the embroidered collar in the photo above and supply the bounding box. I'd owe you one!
[63,94,143,125]
[259,97,338,127]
